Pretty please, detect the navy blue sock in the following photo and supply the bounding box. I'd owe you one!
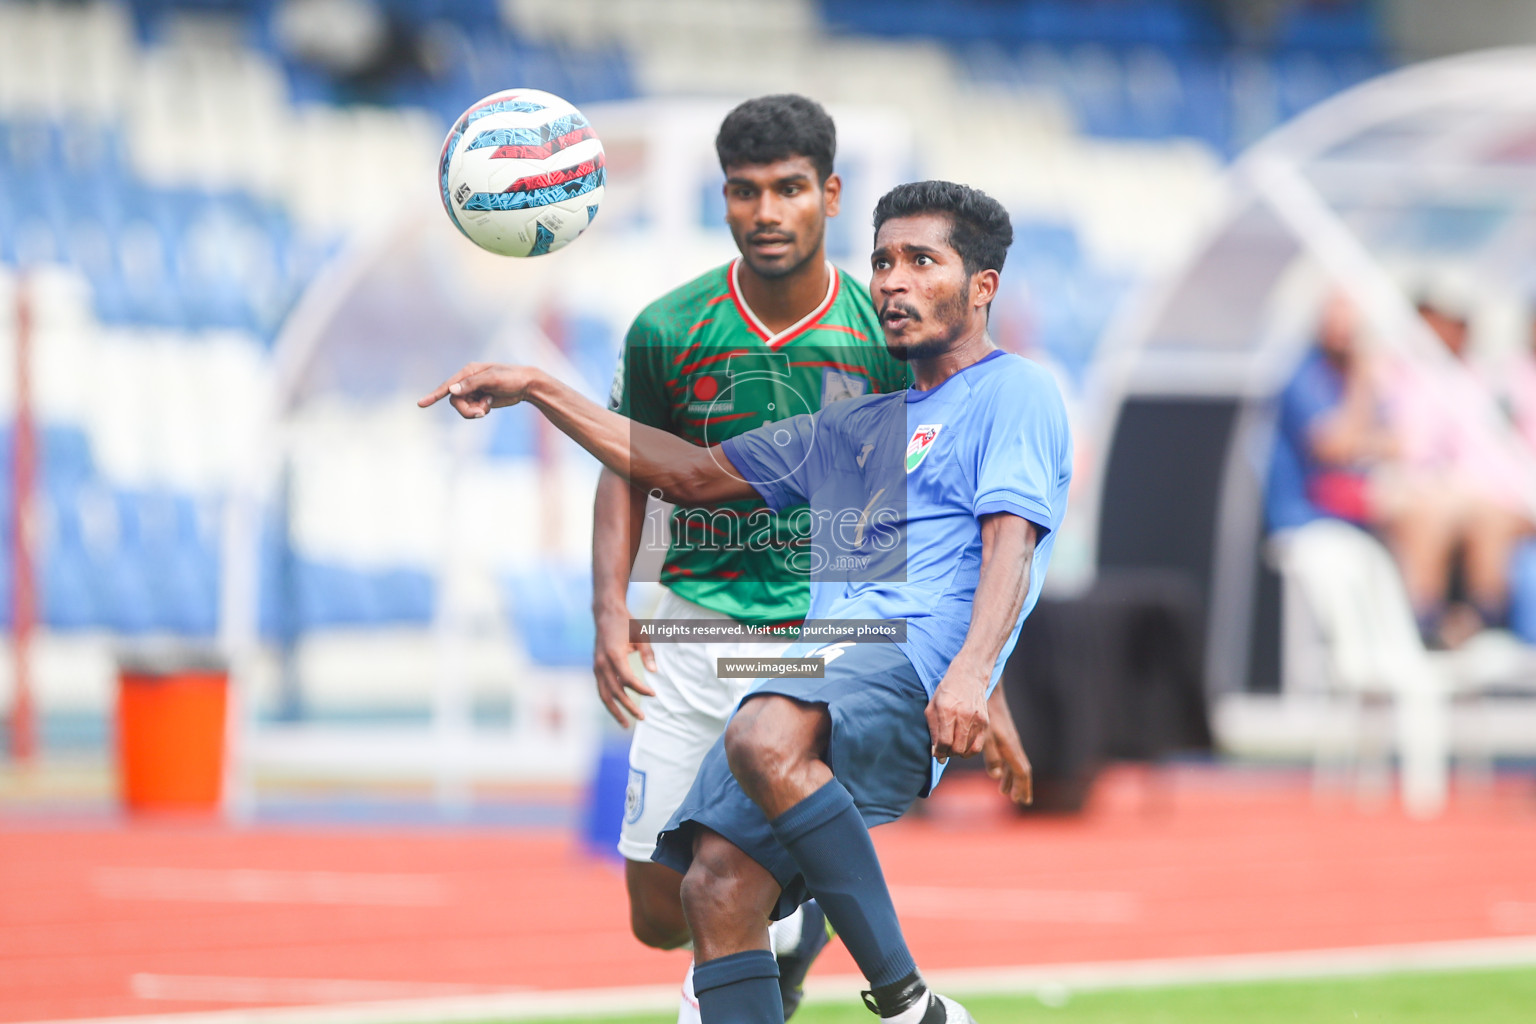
[694,949,783,1024]
[769,779,917,989]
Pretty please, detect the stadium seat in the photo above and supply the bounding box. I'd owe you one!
[503,565,596,667]
[1274,0,1380,52]
[1267,519,1450,817]
[486,403,539,459]
[566,315,619,394]
[373,568,435,624]
[42,428,95,497]
[153,543,220,636]
[1122,46,1185,138]
[41,521,102,632]
[95,545,160,635]
[1274,50,1340,120]
[284,559,437,631]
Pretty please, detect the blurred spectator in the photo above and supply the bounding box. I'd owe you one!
[275,0,430,103]
[1270,291,1527,645]
[1392,295,1536,639]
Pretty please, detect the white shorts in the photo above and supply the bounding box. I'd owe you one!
[618,588,791,862]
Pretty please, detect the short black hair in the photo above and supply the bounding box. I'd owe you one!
[872,180,1013,278]
[715,94,836,182]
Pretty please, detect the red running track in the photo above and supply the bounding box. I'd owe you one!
[4,768,1536,1022]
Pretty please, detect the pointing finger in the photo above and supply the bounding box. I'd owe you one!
[419,364,479,408]
[418,380,454,408]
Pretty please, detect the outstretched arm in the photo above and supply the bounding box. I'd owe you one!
[925,512,1037,762]
[419,362,759,506]
[591,469,657,727]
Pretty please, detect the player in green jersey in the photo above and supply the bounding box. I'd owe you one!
[591,96,1033,1022]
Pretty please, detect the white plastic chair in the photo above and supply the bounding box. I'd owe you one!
[1268,519,1450,817]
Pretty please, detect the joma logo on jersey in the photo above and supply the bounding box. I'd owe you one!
[906,424,943,473]
[686,371,734,414]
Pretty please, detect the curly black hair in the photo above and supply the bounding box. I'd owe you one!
[715,94,836,182]
[872,180,1013,278]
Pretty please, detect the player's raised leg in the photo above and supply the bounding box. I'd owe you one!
[728,695,962,1023]
[666,642,978,1023]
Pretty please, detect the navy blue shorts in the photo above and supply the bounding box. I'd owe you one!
[651,642,932,920]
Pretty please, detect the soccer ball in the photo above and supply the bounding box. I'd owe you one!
[438,88,605,258]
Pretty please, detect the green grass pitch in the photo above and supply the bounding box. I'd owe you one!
[514,966,1536,1024]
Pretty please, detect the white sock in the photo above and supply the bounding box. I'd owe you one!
[769,905,805,956]
[676,960,700,1024]
[880,989,932,1024]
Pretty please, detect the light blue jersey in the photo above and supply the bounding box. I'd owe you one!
[720,350,1073,701]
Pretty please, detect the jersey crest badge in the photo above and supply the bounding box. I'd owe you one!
[624,767,646,825]
[906,424,943,473]
[686,370,734,415]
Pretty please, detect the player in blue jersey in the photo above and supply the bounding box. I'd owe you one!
[421,180,1069,1024]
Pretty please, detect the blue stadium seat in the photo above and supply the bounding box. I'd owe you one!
[486,403,539,458]
[287,560,436,630]
[503,565,595,667]
[1176,56,1233,151]
[1137,1,1208,47]
[42,539,102,632]
[40,484,100,630]
[1063,45,1128,136]
[567,315,618,394]
[292,561,378,629]
[1014,220,1082,267]
[1274,51,1340,119]
[1121,46,1186,138]
[0,426,97,496]
[372,568,435,623]
[42,427,95,496]
[1274,0,1380,52]
[258,520,297,641]
[96,547,160,635]
[147,545,220,636]
[0,188,15,265]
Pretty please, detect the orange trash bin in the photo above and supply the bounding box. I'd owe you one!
[116,657,229,813]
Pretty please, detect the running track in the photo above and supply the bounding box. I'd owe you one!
[5,768,1536,1022]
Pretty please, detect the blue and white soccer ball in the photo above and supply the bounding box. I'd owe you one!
[438,88,605,258]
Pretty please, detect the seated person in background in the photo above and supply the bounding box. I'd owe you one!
[1271,291,1516,646]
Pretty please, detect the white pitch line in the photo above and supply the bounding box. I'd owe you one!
[93,869,448,907]
[903,934,1536,998]
[130,977,502,1004]
[890,885,1139,924]
[15,936,1536,1024]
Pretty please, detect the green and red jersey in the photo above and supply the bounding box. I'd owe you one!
[609,258,908,624]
